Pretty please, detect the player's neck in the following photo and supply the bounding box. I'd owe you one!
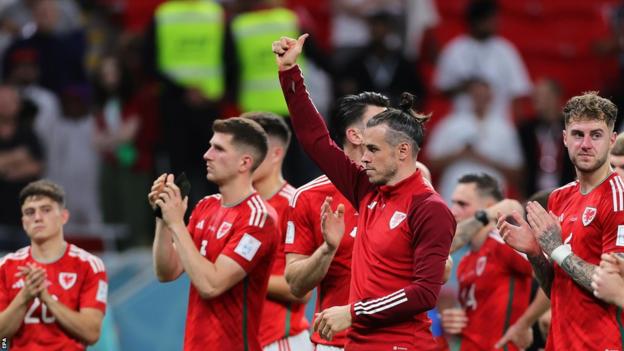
[219,175,256,206]
[470,226,491,251]
[577,162,612,194]
[386,162,418,186]
[31,236,67,264]
[253,172,285,200]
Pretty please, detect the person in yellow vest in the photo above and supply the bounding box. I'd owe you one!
[145,0,237,204]
[231,1,332,187]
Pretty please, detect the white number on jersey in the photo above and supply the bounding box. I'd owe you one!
[200,240,208,256]
[24,295,58,324]
[460,284,477,311]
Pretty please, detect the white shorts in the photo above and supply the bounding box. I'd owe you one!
[263,330,313,351]
[315,345,344,351]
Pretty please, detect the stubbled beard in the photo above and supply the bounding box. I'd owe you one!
[572,153,607,174]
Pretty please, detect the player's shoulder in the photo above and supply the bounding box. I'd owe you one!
[195,193,222,209]
[550,180,578,199]
[0,246,30,269]
[291,175,334,207]
[67,244,106,274]
[240,193,277,229]
[277,183,296,203]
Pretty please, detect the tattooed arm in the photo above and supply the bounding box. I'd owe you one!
[528,253,555,296]
[559,255,597,293]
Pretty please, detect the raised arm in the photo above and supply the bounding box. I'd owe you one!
[273,35,373,207]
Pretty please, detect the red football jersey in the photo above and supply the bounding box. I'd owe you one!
[456,231,532,350]
[184,192,278,351]
[546,174,624,351]
[284,175,358,347]
[259,183,310,346]
[0,244,107,351]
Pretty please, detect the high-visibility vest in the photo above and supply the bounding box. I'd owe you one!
[232,7,304,115]
[156,0,225,100]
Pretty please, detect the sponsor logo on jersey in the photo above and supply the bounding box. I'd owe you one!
[349,227,357,238]
[476,256,487,276]
[234,233,262,261]
[195,219,205,230]
[389,211,407,229]
[59,272,77,290]
[617,226,624,247]
[216,221,232,239]
[11,279,24,289]
[285,221,295,244]
[582,207,597,226]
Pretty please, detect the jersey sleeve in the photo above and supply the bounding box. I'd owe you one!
[221,218,277,273]
[600,193,624,254]
[279,65,374,207]
[78,256,108,314]
[284,196,320,256]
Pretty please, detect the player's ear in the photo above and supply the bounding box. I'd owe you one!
[562,130,568,147]
[61,208,70,225]
[397,142,410,161]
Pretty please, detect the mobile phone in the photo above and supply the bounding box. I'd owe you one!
[154,172,192,218]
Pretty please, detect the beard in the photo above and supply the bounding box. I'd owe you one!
[368,164,398,185]
[571,152,608,174]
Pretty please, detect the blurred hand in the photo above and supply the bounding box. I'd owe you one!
[320,197,345,252]
[148,173,167,210]
[538,309,551,340]
[486,199,523,220]
[272,34,308,71]
[495,321,533,350]
[592,255,624,307]
[313,304,351,341]
[441,308,468,335]
[154,174,188,228]
[497,211,541,257]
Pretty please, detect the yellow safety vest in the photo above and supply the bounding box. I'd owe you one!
[232,8,304,115]
[156,0,225,100]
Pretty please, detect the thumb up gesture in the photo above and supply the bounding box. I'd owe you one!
[272,34,308,71]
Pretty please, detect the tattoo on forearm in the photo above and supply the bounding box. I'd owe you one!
[528,254,554,296]
[536,228,562,255]
[451,218,482,253]
[559,254,596,293]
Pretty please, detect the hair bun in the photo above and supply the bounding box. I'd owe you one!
[399,92,415,112]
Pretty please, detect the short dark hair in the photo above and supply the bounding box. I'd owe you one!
[466,0,498,25]
[612,133,624,156]
[366,92,430,156]
[19,179,65,207]
[458,173,503,202]
[332,92,389,146]
[213,117,268,171]
[562,91,618,129]
[240,111,291,148]
[527,189,552,209]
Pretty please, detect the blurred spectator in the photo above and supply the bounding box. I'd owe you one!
[4,47,62,133]
[426,79,524,202]
[339,11,425,106]
[145,0,235,205]
[3,0,87,94]
[517,79,575,198]
[0,0,82,35]
[403,0,440,61]
[0,84,42,251]
[93,56,158,247]
[330,0,401,66]
[36,84,101,228]
[434,0,531,121]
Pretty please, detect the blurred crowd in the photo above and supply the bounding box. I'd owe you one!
[1,0,624,252]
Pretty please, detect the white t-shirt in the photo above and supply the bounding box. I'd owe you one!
[434,35,532,119]
[426,109,524,202]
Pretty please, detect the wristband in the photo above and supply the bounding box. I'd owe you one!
[550,244,572,265]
